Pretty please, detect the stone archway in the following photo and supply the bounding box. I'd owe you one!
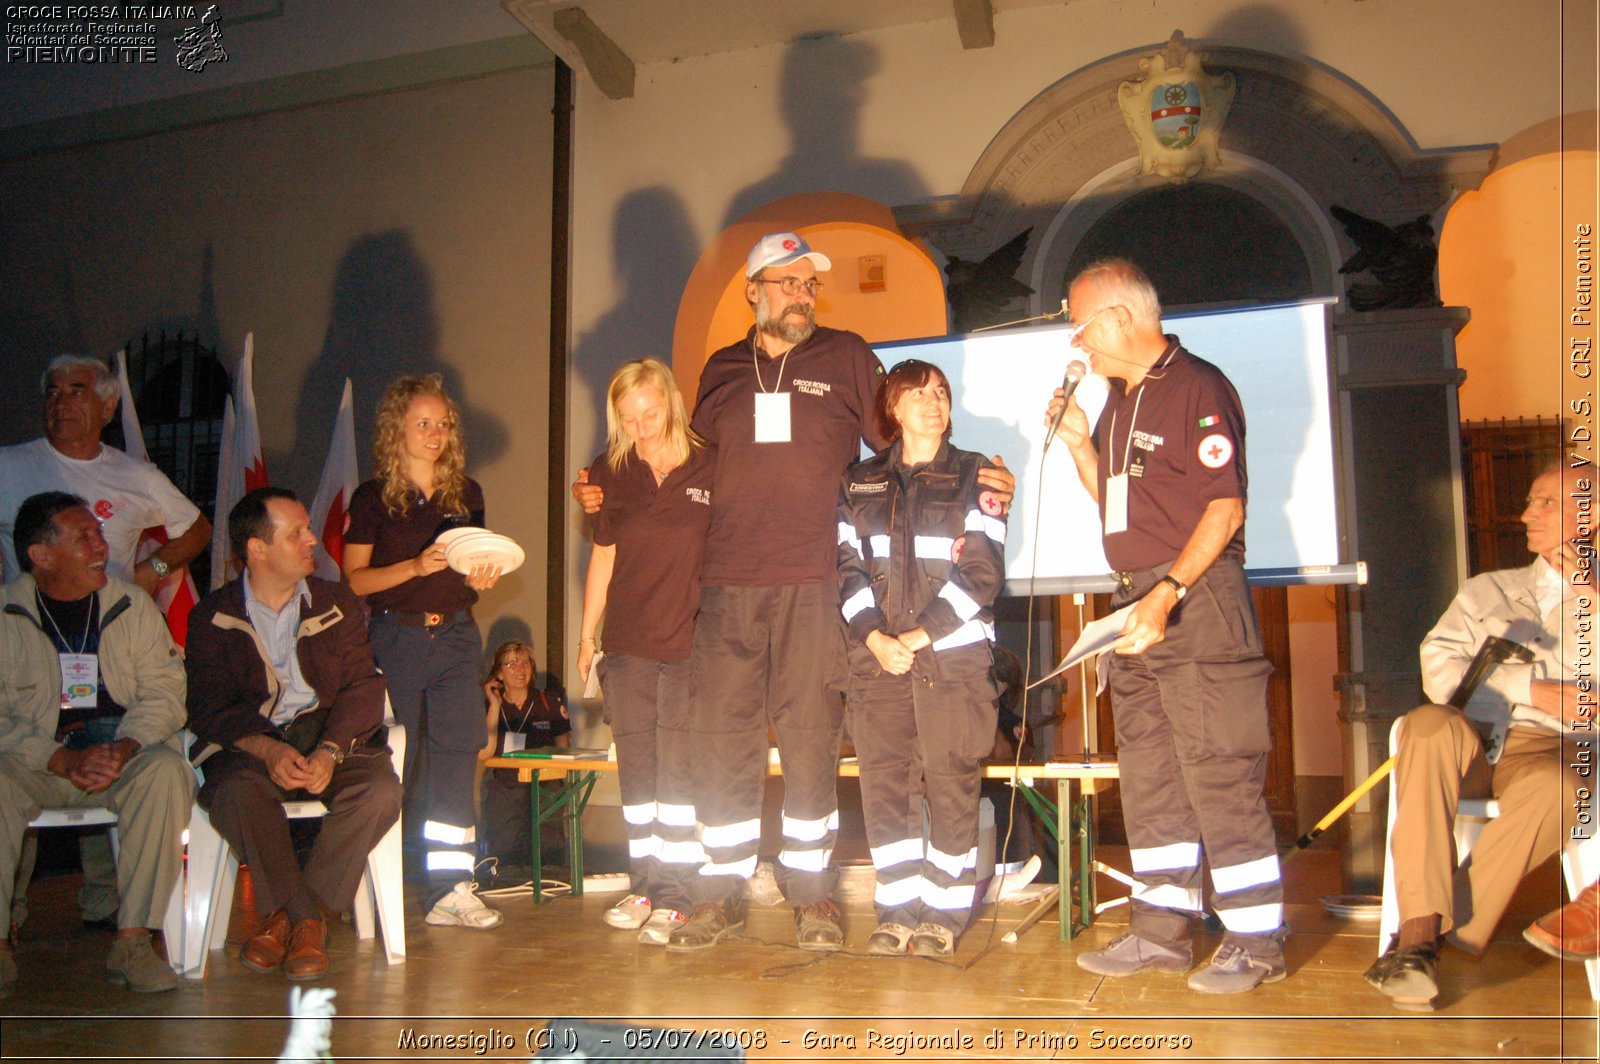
[894,34,1495,855]
[897,33,1492,321]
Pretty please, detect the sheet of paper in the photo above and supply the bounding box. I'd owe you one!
[1026,603,1131,690]
[582,651,604,699]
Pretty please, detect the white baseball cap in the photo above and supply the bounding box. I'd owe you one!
[746,232,832,277]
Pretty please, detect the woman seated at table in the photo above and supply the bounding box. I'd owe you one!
[478,640,571,874]
[836,358,1006,958]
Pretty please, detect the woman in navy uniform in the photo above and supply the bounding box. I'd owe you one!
[836,359,1007,957]
[344,374,504,930]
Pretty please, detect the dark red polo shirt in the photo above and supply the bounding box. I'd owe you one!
[691,326,887,587]
[346,478,485,614]
[1093,339,1247,571]
[589,443,716,661]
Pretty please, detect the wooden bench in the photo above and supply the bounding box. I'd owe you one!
[483,755,1119,939]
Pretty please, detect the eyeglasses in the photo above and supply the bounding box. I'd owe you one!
[1066,305,1120,337]
[756,276,824,297]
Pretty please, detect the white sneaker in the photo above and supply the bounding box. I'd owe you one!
[603,893,652,930]
[636,908,686,946]
[425,881,503,930]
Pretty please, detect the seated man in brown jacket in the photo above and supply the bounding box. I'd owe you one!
[185,486,401,980]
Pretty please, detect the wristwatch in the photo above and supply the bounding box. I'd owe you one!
[1159,574,1188,601]
[147,556,171,579]
[316,740,347,765]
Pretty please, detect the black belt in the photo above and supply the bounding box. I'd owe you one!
[1112,563,1173,597]
[380,609,471,629]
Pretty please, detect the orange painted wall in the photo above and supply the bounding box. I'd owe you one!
[672,193,948,406]
[1440,149,1599,420]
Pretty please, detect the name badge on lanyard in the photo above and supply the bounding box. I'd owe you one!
[1103,473,1130,536]
[754,391,792,443]
[59,652,98,709]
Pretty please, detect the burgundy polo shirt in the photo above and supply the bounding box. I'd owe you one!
[589,444,716,661]
[691,325,887,587]
[1093,339,1247,571]
[346,477,485,614]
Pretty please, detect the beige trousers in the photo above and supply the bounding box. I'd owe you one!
[0,746,193,931]
[1390,703,1588,951]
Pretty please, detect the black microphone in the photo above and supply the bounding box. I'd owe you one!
[1043,360,1087,454]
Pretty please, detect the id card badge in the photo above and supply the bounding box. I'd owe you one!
[59,653,99,709]
[1103,473,1130,535]
[502,732,527,753]
[754,392,792,443]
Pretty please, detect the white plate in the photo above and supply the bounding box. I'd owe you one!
[1320,893,1382,920]
[435,526,489,548]
[445,532,525,576]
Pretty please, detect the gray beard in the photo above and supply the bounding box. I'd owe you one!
[756,302,816,345]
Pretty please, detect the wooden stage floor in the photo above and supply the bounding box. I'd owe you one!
[1,847,1595,1062]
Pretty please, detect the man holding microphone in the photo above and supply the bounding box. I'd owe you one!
[1045,258,1285,994]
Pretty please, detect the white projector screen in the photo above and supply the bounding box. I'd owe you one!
[874,299,1356,595]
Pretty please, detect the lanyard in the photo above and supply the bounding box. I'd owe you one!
[1106,343,1179,477]
[752,338,793,394]
[38,591,96,654]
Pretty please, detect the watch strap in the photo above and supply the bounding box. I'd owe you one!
[1159,574,1187,600]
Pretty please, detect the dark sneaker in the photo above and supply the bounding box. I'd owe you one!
[1076,932,1191,977]
[1369,942,1438,1011]
[1187,941,1288,994]
[794,899,844,952]
[666,902,745,953]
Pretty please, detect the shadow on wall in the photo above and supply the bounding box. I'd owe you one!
[292,230,509,494]
[570,188,699,469]
[721,35,929,229]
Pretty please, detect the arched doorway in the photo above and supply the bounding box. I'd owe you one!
[897,34,1492,849]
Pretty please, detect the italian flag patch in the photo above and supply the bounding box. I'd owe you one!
[1197,414,1220,428]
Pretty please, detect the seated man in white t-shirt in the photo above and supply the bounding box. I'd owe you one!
[0,354,211,939]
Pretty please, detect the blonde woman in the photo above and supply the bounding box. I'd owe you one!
[343,374,503,930]
[577,359,714,945]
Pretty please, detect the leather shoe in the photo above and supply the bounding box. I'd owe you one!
[666,901,745,953]
[240,909,292,974]
[794,899,844,952]
[283,918,328,981]
[1523,881,1600,962]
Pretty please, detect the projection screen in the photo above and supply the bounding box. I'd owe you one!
[873,298,1359,595]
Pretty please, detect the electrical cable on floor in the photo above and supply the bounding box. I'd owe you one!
[958,446,1059,971]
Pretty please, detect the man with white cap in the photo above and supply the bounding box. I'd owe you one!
[577,232,1013,953]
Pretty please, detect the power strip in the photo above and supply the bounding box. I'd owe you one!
[582,871,630,893]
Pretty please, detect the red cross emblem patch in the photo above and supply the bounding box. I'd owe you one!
[1197,434,1234,469]
[93,499,115,520]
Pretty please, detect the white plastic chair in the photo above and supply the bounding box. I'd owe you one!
[1379,716,1599,999]
[25,806,186,973]
[178,716,407,979]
